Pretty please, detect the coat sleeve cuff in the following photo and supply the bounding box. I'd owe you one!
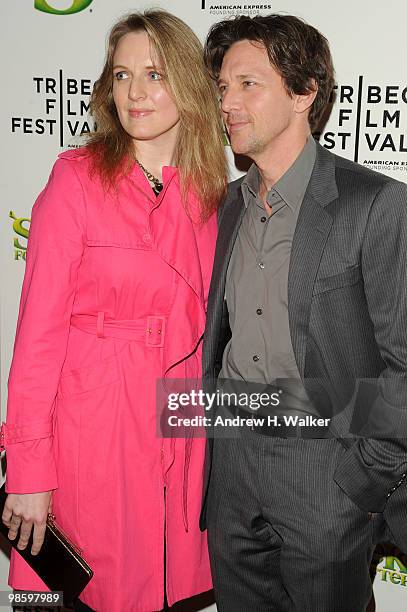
[5,438,58,493]
[333,439,406,512]
[1,420,53,448]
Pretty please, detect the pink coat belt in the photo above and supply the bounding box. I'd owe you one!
[71,312,166,346]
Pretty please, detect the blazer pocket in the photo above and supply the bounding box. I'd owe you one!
[58,352,120,397]
[313,265,362,296]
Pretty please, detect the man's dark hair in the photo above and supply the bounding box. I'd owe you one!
[204,14,335,130]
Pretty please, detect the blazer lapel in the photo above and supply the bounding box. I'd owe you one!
[203,183,246,377]
[212,186,246,296]
[288,144,338,378]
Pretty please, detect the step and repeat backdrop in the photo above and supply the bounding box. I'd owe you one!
[1,1,406,610]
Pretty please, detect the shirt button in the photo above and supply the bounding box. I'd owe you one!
[142,233,151,244]
[253,355,260,362]
[256,308,263,315]
[258,262,265,269]
[261,216,267,223]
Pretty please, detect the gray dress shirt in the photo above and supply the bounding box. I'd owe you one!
[220,136,317,385]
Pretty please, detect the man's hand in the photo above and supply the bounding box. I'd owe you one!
[1,492,52,555]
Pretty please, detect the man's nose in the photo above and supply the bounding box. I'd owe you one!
[221,86,241,114]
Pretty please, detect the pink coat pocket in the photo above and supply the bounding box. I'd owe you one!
[58,353,120,396]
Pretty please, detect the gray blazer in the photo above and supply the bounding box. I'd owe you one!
[200,142,407,552]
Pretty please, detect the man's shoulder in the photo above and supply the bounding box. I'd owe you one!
[329,148,407,193]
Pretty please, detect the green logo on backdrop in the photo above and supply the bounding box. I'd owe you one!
[377,556,407,586]
[34,0,93,15]
[10,211,30,261]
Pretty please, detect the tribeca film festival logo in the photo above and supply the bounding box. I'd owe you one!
[34,0,94,15]
[11,74,95,147]
[316,78,407,174]
[9,212,30,262]
[201,1,272,16]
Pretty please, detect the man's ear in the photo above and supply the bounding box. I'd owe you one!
[293,79,318,115]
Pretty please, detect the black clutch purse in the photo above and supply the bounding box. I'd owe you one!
[0,484,93,604]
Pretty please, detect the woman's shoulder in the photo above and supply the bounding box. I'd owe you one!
[57,145,91,161]
[50,145,95,186]
[56,145,92,170]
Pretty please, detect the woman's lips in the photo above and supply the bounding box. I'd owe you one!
[128,109,154,118]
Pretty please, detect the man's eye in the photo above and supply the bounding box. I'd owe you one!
[243,80,255,87]
[114,71,128,81]
[218,85,227,96]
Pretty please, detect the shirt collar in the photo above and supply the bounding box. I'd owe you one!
[241,136,316,212]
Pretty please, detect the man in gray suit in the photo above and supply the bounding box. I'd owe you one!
[200,14,407,612]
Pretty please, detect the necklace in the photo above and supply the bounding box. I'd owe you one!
[136,159,163,196]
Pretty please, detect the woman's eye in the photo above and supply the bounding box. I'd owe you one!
[149,71,162,81]
[114,71,128,81]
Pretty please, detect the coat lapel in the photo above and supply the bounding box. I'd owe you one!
[288,144,338,377]
[212,185,246,299]
[203,183,246,378]
[148,168,207,306]
[147,168,217,375]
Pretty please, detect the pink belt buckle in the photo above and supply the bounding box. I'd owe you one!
[146,316,166,347]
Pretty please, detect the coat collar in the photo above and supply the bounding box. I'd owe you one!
[307,141,339,207]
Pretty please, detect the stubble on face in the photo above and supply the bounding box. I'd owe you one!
[231,128,267,157]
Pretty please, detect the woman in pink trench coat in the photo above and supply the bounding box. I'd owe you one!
[1,10,227,612]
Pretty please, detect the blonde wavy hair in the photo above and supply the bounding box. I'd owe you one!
[87,9,227,219]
